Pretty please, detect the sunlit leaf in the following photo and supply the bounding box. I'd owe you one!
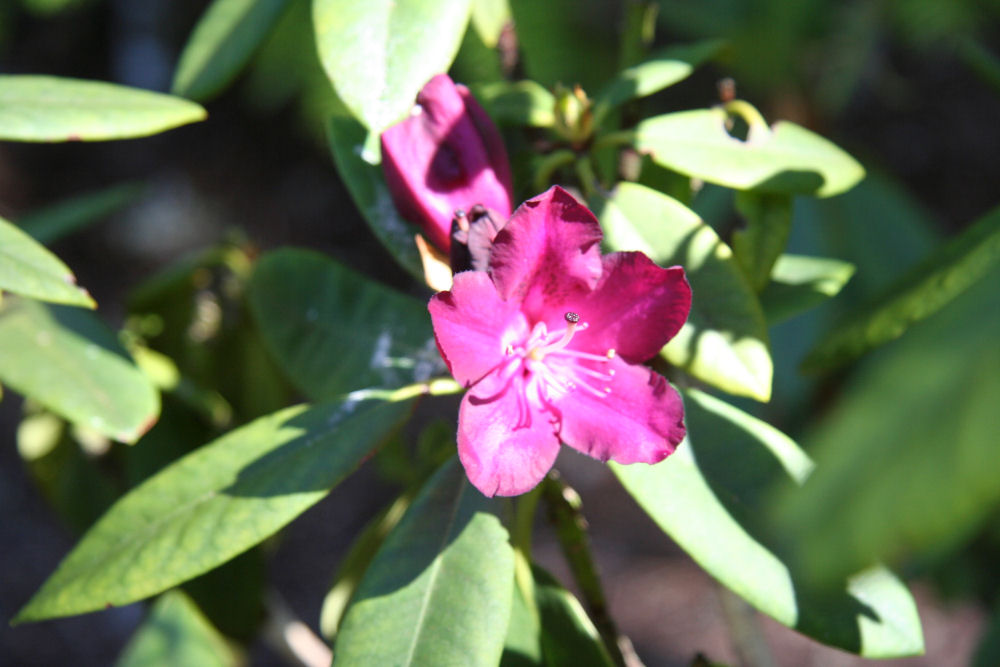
[0,300,159,442]
[803,205,1000,372]
[247,248,437,401]
[116,591,236,667]
[0,216,94,307]
[613,389,923,658]
[14,395,412,623]
[732,191,792,291]
[472,80,556,128]
[595,39,724,109]
[0,75,206,142]
[594,182,772,401]
[760,254,855,325]
[470,0,511,48]
[334,459,514,666]
[533,565,614,666]
[502,575,542,666]
[172,0,292,101]
[313,0,472,133]
[635,108,864,197]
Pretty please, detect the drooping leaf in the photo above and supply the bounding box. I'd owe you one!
[613,389,924,658]
[172,0,292,101]
[0,216,94,307]
[635,108,865,197]
[0,75,206,142]
[0,300,159,442]
[760,254,855,325]
[470,0,511,48]
[533,565,614,667]
[325,109,425,280]
[802,205,1000,372]
[594,39,724,110]
[116,591,236,667]
[732,191,793,291]
[594,182,772,401]
[774,267,1000,584]
[14,395,412,623]
[313,0,473,133]
[18,182,144,245]
[247,248,437,401]
[334,458,514,666]
[472,80,556,128]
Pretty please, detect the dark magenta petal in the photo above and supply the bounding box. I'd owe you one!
[428,270,528,387]
[458,372,561,497]
[489,186,603,319]
[380,74,513,252]
[573,252,691,363]
[556,357,686,464]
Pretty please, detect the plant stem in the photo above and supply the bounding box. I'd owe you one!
[717,585,775,667]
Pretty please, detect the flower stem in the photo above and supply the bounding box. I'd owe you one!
[722,100,770,138]
[574,157,599,200]
[345,377,463,403]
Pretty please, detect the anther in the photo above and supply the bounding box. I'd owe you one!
[564,312,580,323]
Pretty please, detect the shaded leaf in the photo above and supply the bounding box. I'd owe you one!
[473,80,556,128]
[635,108,864,197]
[18,182,144,245]
[334,458,514,666]
[14,395,412,623]
[613,389,923,658]
[594,182,772,401]
[0,300,159,442]
[595,39,724,109]
[247,248,437,401]
[313,0,472,133]
[116,591,236,667]
[172,0,292,101]
[760,254,855,325]
[471,0,511,48]
[0,216,94,307]
[732,191,792,291]
[0,75,206,142]
[502,574,543,666]
[533,566,613,667]
[803,205,1000,372]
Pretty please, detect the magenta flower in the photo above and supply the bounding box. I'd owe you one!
[381,74,514,253]
[429,187,692,497]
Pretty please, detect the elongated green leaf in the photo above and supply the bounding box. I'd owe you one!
[533,566,613,667]
[0,216,94,307]
[325,110,425,280]
[635,108,864,197]
[14,394,412,623]
[247,248,436,401]
[595,39,724,109]
[471,0,511,48]
[116,591,236,667]
[18,182,144,245]
[613,389,923,658]
[760,254,855,325]
[502,575,543,666]
[803,205,1000,372]
[172,0,292,101]
[0,300,158,442]
[732,191,793,291]
[472,80,556,128]
[334,459,514,666]
[0,76,206,142]
[594,182,772,401]
[314,0,472,133]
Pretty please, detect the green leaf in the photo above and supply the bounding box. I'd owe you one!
[472,80,556,128]
[0,300,159,442]
[14,394,412,623]
[470,0,511,48]
[17,182,144,245]
[502,574,543,666]
[325,109,425,280]
[116,591,236,667]
[774,267,1000,584]
[0,75,207,142]
[313,0,472,133]
[172,0,292,101]
[635,108,865,197]
[594,39,724,109]
[760,254,855,325]
[594,182,772,401]
[803,205,1000,372]
[732,191,793,291]
[334,458,514,666]
[533,566,614,667]
[0,216,94,307]
[613,389,924,658]
[247,248,436,401]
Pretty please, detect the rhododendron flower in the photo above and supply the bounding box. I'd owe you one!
[429,187,691,496]
[381,73,513,253]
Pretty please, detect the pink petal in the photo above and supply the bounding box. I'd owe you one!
[556,357,685,465]
[489,186,604,320]
[458,372,561,497]
[572,252,691,363]
[428,271,528,387]
[457,84,513,211]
